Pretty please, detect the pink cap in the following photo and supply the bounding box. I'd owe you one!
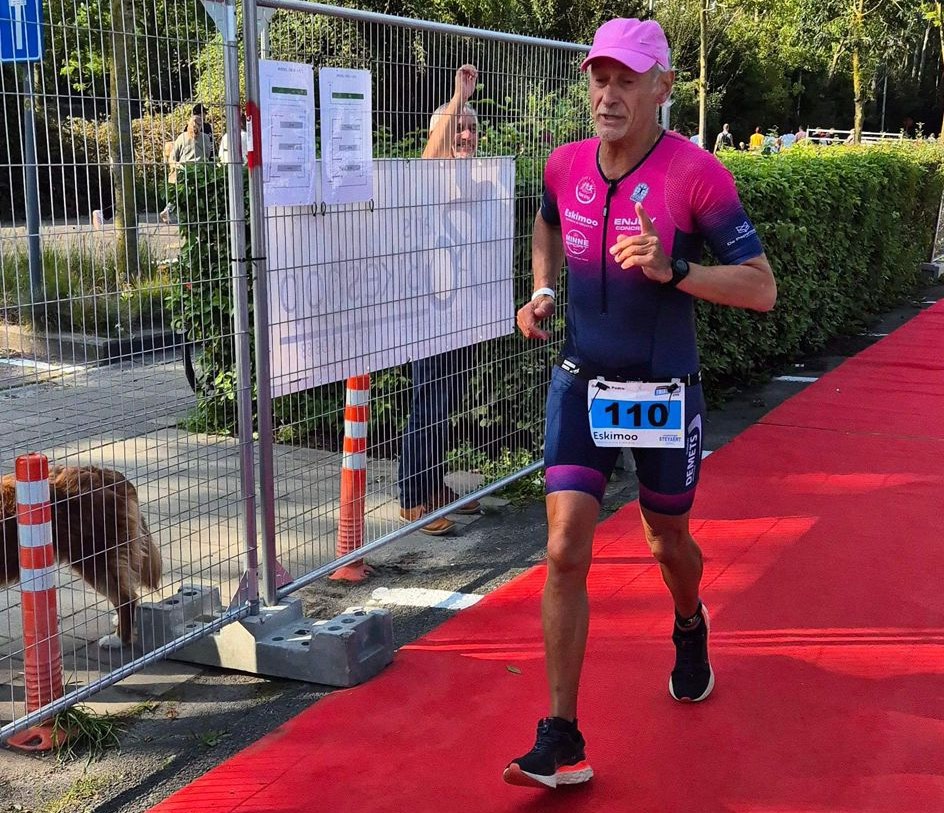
[581,18,671,73]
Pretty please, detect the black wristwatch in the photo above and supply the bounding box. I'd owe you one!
[668,257,690,287]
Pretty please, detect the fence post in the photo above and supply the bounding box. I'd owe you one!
[200,0,263,614]
[6,453,64,752]
[242,0,285,606]
[330,376,373,582]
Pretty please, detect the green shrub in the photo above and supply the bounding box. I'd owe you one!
[701,142,944,387]
[168,138,944,465]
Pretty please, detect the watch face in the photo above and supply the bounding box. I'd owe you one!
[673,258,688,274]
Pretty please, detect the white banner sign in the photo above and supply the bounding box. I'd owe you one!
[267,157,516,397]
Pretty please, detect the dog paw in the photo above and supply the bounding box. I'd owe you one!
[97,633,125,649]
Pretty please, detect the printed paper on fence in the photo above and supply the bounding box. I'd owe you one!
[266,157,516,396]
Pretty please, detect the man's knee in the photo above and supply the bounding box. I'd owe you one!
[546,495,598,576]
[547,532,593,576]
[642,514,695,566]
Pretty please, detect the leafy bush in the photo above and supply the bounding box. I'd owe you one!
[700,141,944,387]
[162,162,247,431]
[168,133,944,466]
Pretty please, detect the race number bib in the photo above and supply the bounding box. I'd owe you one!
[587,379,686,449]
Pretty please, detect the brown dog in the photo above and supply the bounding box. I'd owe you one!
[1,465,161,648]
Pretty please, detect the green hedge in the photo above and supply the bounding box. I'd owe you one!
[166,142,944,452]
[700,142,944,387]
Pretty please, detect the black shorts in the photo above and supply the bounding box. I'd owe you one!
[543,365,706,515]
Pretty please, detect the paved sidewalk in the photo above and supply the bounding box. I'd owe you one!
[0,352,488,725]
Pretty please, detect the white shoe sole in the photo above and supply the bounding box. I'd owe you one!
[503,762,594,789]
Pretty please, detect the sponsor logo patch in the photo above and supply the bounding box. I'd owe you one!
[564,208,599,228]
[685,414,702,487]
[575,177,597,205]
[565,229,590,256]
[631,182,650,203]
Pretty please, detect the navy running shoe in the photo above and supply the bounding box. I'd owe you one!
[503,717,593,789]
[669,602,715,702]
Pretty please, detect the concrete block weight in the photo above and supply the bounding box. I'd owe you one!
[137,585,224,651]
[308,608,394,687]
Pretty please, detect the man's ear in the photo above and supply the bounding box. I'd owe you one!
[656,70,675,106]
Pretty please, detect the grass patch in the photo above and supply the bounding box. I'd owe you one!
[0,243,173,337]
[446,445,545,507]
[51,706,124,765]
[40,772,114,813]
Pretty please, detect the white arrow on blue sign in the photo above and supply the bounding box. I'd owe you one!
[0,0,44,63]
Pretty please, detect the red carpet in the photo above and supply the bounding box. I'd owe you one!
[151,303,944,813]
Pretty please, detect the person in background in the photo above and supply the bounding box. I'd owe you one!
[193,102,214,140]
[713,123,734,154]
[749,126,765,150]
[218,109,248,165]
[397,65,482,536]
[160,113,215,224]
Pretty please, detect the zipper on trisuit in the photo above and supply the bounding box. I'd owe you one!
[600,179,619,314]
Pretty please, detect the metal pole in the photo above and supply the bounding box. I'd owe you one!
[698,0,708,149]
[260,14,271,59]
[220,0,261,615]
[880,70,888,134]
[243,0,279,607]
[21,64,42,302]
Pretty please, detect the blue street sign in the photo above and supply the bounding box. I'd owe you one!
[0,0,44,63]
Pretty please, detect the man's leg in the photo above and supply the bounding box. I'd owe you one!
[543,490,600,721]
[639,506,702,618]
[640,505,713,702]
[503,488,599,788]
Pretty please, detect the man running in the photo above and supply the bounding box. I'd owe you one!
[505,17,776,790]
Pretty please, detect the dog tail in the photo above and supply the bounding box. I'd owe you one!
[138,516,162,589]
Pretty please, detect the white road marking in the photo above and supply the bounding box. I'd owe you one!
[864,332,888,338]
[369,586,483,611]
[773,375,819,383]
[0,357,85,374]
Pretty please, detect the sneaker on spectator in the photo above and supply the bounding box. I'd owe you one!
[430,486,481,515]
[399,505,455,536]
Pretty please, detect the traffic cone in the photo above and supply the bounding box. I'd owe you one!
[330,376,374,582]
[7,453,66,752]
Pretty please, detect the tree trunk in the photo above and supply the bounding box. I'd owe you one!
[918,24,931,86]
[108,0,138,282]
[852,47,864,143]
[852,0,864,144]
[699,0,708,149]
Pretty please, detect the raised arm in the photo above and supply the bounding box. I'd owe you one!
[423,64,477,159]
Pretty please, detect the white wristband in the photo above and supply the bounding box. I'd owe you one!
[531,288,556,302]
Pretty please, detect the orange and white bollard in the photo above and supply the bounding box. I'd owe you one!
[7,453,65,752]
[330,375,374,583]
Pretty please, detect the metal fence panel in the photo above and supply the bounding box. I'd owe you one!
[0,0,593,739]
[249,1,591,595]
[0,0,255,740]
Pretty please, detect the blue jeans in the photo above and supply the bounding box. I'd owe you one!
[398,349,472,509]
